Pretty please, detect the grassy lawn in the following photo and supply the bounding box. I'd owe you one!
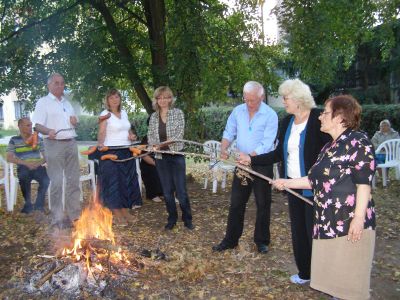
[0,128,18,137]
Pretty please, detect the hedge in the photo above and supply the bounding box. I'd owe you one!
[75,105,400,142]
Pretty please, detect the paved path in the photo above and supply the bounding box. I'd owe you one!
[0,136,12,145]
[0,136,96,146]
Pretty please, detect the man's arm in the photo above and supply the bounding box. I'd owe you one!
[34,124,56,139]
[6,152,44,169]
[220,138,231,160]
[253,111,278,155]
[220,109,237,159]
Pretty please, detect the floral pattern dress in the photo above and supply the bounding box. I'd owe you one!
[308,129,376,239]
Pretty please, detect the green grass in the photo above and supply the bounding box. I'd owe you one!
[0,145,6,157]
[0,128,18,137]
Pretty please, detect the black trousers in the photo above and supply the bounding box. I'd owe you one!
[156,154,192,225]
[140,159,163,200]
[222,164,273,246]
[287,190,314,280]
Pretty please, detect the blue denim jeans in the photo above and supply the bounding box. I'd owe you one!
[156,154,192,225]
[17,165,50,211]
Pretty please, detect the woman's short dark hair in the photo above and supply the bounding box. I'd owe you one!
[325,95,362,130]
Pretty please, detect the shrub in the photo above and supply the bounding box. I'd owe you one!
[75,105,400,142]
[75,116,98,141]
[129,112,150,139]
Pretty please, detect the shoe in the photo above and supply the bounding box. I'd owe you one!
[257,244,269,253]
[34,206,45,213]
[290,274,310,285]
[184,222,194,230]
[61,219,73,229]
[152,196,162,203]
[21,205,33,214]
[164,223,176,230]
[132,205,142,209]
[212,242,237,252]
[50,221,62,230]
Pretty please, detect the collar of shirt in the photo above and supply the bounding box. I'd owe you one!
[239,101,269,116]
[48,92,66,103]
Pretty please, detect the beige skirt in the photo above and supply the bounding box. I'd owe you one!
[311,230,375,300]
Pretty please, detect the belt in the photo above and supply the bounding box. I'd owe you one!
[56,138,75,142]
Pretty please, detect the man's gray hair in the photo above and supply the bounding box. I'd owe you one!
[243,81,265,98]
[47,73,63,85]
[380,119,391,127]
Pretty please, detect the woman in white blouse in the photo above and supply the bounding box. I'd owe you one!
[97,89,141,224]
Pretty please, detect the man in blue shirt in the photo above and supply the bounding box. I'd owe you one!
[213,81,278,253]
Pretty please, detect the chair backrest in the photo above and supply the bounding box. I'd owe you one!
[376,138,400,163]
[0,156,11,210]
[203,140,221,161]
[0,156,9,186]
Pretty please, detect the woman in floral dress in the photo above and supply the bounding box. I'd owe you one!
[274,95,376,300]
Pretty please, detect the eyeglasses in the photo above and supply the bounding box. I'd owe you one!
[242,96,260,104]
[156,96,172,101]
[283,96,294,101]
[320,111,332,116]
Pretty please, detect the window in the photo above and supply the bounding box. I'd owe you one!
[14,101,26,120]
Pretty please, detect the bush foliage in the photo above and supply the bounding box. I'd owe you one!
[75,105,400,142]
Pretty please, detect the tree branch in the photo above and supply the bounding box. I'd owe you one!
[0,0,83,44]
[116,0,147,26]
[90,0,153,113]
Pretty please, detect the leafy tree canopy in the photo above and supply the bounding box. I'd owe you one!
[276,0,400,97]
[0,0,282,114]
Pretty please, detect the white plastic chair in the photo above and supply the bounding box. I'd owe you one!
[0,156,11,211]
[373,138,400,187]
[9,162,53,211]
[78,155,96,202]
[203,140,221,193]
[219,140,238,189]
[135,158,143,196]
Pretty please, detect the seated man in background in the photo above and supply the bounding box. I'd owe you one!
[6,117,50,213]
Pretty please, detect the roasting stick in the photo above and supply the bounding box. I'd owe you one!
[96,139,313,205]
[149,149,313,206]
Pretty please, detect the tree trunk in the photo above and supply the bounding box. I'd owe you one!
[143,0,169,88]
[89,0,153,113]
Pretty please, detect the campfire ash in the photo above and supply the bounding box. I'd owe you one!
[22,197,146,297]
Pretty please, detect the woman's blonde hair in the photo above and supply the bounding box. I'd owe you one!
[104,89,122,112]
[278,79,315,110]
[152,86,175,112]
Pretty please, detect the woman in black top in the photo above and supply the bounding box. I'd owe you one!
[239,79,330,284]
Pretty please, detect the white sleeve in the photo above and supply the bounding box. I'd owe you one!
[32,98,47,126]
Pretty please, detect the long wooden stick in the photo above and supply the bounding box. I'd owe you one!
[106,139,313,205]
[150,149,313,205]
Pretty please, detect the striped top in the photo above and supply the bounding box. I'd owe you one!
[6,135,44,162]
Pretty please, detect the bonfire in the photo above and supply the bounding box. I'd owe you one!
[30,196,140,294]
[61,199,130,273]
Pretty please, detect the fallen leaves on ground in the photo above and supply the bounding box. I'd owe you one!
[0,165,398,299]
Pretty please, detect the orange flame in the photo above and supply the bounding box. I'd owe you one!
[61,194,130,268]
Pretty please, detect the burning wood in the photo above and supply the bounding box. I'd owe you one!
[23,197,147,296]
[60,198,131,269]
